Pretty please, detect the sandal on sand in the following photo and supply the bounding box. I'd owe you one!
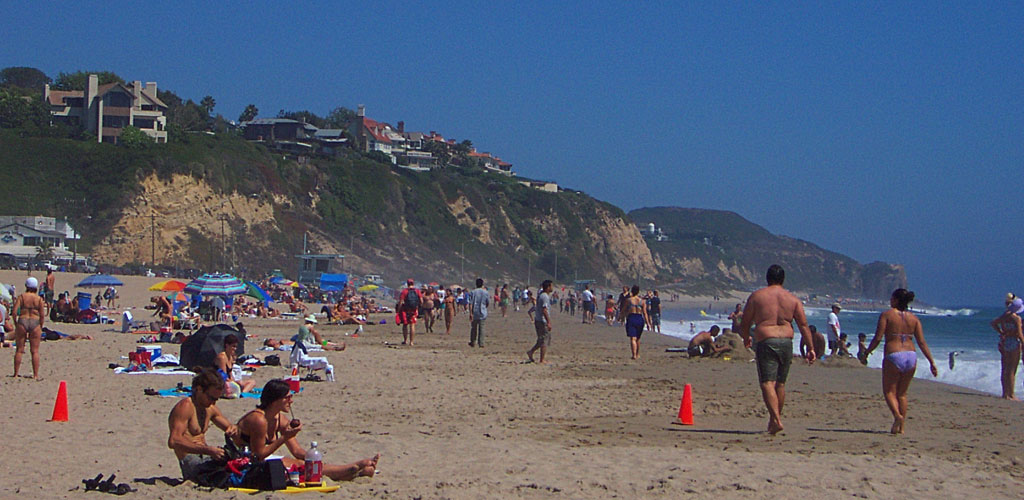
[143,388,159,396]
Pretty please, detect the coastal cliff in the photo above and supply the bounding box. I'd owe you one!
[630,207,906,299]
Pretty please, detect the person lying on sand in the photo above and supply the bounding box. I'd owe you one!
[232,379,378,481]
[264,338,346,351]
[167,368,238,486]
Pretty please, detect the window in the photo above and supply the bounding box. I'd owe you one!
[134,118,155,129]
[103,115,130,128]
[23,237,38,246]
[104,92,131,107]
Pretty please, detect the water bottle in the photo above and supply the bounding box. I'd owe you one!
[304,441,323,485]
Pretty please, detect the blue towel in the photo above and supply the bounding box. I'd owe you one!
[154,386,270,399]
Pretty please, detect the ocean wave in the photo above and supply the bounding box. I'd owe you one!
[912,307,978,317]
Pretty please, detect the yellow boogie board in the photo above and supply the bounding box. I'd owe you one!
[229,480,340,494]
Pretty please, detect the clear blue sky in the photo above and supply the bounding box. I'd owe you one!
[4,1,1022,306]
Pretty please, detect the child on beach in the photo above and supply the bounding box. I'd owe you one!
[838,333,852,357]
[857,333,869,365]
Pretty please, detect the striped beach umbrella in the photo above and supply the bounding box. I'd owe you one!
[183,273,247,296]
[148,279,187,292]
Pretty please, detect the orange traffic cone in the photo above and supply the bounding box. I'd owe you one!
[677,384,693,425]
[50,380,69,422]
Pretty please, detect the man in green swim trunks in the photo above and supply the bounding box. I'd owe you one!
[739,265,815,435]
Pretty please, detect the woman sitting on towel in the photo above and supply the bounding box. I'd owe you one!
[214,334,256,397]
[232,379,379,481]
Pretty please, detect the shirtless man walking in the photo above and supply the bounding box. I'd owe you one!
[739,265,815,435]
[167,368,238,486]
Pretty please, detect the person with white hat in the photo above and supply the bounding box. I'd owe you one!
[991,294,1024,400]
[295,314,345,351]
[12,276,46,378]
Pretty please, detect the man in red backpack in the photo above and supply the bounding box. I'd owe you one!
[396,279,422,346]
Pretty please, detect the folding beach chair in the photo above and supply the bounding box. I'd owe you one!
[288,341,335,381]
[121,311,147,333]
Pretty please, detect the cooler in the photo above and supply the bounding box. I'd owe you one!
[76,292,92,310]
[137,344,162,361]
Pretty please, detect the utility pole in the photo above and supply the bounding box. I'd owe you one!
[218,215,228,271]
[461,240,466,284]
[554,252,558,283]
[527,258,531,287]
[150,212,156,266]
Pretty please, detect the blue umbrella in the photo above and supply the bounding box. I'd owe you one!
[75,274,124,288]
[269,276,292,285]
[183,273,247,296]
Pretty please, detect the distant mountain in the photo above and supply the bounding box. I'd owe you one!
[629,207,905,300]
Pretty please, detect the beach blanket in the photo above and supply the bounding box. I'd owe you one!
[153,385,266,399]
[113,366,192,375]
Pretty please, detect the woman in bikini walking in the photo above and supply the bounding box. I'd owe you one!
[864,288,938,434]
[12,277,46,379]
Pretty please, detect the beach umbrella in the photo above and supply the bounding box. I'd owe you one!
[244,281,273,303]
[167,291,188,302]
[357,284,379,292]
[183,273,247,297]
[148,280,187,292]
[179,324,245,370]
[290,281,302,288]
[269,276,292,285]
[0,283,10,302]
[75,274,124,288]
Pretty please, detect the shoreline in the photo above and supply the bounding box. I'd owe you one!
[0,270,1020,498]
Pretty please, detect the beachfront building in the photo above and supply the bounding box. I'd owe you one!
[44,74,168,144]
[0,216,78,261]
[241,118,319,154]
[519,180,558,192]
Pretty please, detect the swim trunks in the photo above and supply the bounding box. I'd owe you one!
[687,343,707,357]
[395,308,418,325]
[625,313,644,338]
[755,337,793,383]
[533,320,551,347]
[649,312,660,326]
[883,350,917,373]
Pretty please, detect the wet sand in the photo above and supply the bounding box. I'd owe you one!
[0,270,1021,499]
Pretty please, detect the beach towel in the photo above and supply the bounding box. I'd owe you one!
[113,366,192,375]
[151,386,296,399]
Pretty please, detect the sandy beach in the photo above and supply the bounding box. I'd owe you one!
[0,270,1021,499]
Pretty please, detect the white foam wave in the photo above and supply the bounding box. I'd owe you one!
[662,317,1006,396]
[912,307,979,317]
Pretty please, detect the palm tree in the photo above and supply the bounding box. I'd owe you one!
[35,241,54,262]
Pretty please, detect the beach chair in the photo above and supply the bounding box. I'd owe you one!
[288,341,335,381]
[121,311,147,333]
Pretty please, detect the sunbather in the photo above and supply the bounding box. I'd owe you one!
[232,379,378,481]
[214,334,256,397]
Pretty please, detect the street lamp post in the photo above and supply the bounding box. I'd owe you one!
[461,240,466,284]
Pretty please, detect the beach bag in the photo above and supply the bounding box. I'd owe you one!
[237,459,287,490]
[264,354,281,366]
[403,289,420,310]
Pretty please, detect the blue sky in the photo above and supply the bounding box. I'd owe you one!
[3,1,1022,305]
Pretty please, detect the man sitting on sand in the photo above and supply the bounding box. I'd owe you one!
[167,368,238,486]
[739,264,815,435]
[688,325,731,358]
[151,296,173,328]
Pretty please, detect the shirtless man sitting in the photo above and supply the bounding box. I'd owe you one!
[152,296,173,328]
[167,368,238,486]
[739,265,815,435]
[687,325,731,358]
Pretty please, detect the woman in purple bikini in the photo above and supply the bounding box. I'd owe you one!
[864,288,939,434]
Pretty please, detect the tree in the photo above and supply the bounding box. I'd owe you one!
[34,241,54,262]
[277,109,326,128]
[51,71,124,90]
[0,88,49,130]
[326,106,358,128]
[0,67,50,92]
[119,125,154,149]
[238,104,259,123]
[200,95,216,115]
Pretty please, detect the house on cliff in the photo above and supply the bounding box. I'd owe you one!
[44,74,168,144]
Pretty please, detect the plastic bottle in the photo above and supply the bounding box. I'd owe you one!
[304,441,323,485]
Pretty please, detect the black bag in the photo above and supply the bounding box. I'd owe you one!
[242,459,288,490]
[403,289,420,310]
[264,354,280,366]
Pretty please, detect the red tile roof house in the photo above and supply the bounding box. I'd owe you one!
[44,74,168,144]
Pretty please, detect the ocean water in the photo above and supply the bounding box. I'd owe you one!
[656,304,1013,396]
